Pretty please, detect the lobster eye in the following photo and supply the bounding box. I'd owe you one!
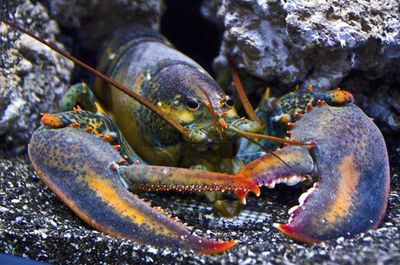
[225,96,234,107]
[186,99,200,110]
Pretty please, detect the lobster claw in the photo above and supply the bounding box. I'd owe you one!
[28,126,246,254]
[237,104,390,242]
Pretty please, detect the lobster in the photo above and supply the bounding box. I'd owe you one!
[1,19,390,253]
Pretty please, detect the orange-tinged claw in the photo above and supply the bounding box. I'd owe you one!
[28,127,238,254]
[306,85,313,92]
[247,104,390,243]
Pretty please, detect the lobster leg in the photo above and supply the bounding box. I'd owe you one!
[28,126,259,253]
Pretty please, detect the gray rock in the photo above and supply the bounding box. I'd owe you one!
[0,153,399,264]
[0,0,74,154]
[206,0,400,131]
[342,71,400,132]
[0,0,165,154]
[49,0,165,51]
[214,0,400,89]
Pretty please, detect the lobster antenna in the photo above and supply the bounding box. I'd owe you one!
[227,126,315,147]
[0,18,190,138]
[228,57,261,124]
[236,131,297,173]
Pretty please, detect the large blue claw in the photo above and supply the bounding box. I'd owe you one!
[238,103,390,242]
[28,127,236,254]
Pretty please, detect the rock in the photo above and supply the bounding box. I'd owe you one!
[205,0,400,131]
[341,72,400,132]
[48,0,165,51]
[214,0,400,89]
[0,0,74,154]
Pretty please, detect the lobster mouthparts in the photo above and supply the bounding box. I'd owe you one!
[237,103,390,242]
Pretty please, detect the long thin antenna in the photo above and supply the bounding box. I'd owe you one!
[0,18,189,137]
[236,132,297,174]
[228,126,315,147]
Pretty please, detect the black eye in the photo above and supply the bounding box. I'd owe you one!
[186,99,200,110]
[225,97,234,107]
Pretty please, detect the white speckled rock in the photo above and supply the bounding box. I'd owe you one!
[0,0,74,153]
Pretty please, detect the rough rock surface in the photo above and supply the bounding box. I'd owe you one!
[214,0,400,88]
[48,0,164,51]
[0,148,399,264]
[0,0,74,154]
[206,0,400,131]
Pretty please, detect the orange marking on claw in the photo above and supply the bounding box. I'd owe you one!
[84,175,146,225]
[323,155,359,225]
